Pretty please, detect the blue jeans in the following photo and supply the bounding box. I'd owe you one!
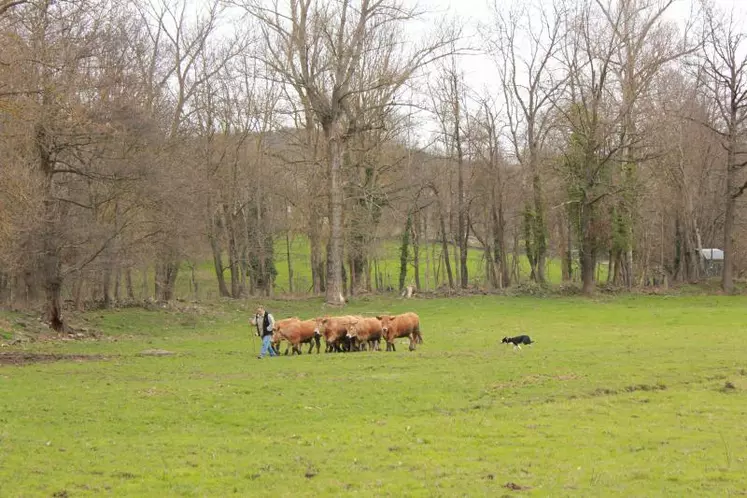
[259,334,277,357]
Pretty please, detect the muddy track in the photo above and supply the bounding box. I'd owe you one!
[0,352,108,366]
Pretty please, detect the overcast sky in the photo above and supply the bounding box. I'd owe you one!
[422,0,747,93]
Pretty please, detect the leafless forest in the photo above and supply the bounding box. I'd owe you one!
[2,0,747,330]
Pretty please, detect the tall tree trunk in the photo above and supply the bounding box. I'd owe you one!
[492,200,509,287]
[190,263,198,300]
[438,202,454,289]
[224,204,242,298]
[456,151,468,288]
[324,126,344,304]
[423,213,430,291]
[531,172,547,284]
[722,164,736,293]
[398,212,412,292]
[580,206,596,295]
[155,262,179,301]
[560,214,572,282]
[524,206,537,281]
[309,218,324,293]
[286,231,294,294]
[156,262,179,301]
[209,233,230,298]
[461,208,470,288]
[413,210,421,290]
[102,267,112,308]
[37,122,64,332]
[114,268,121,302]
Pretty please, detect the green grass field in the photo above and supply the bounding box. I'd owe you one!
[164,237,603,301]
[2,295,746,496]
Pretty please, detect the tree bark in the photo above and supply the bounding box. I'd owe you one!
[453,72,468,289]
[413,210,421,290]
[438,201,454,289]
[224,204,242,298]
[398,212,412,292]
[309,216,324,293]
[531,172,547,284]
[286,231,294,294]
[324,125,344,304]
[722,163,736,293]
[209,233,230,298]
[580,206,596,295]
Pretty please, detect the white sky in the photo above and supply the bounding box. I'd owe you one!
[210,0,747,144]
[425,0,747,92]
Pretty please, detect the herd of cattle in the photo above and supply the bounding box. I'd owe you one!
[254,312,423,355]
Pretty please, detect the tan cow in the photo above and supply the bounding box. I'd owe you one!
[273,319,321,355]
[347,317,383,351]
[377,312,423,351]
[270,317,301,354]
[315,315,362,352]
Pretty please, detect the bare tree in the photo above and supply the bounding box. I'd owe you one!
[595,0,695,287]
[134,0,233,301]
[240,0,457,304]
[557,0,628,294]
[471,95,513,288]
[485,0,567,284]
[428,57,470,288]
[699,4,747,293]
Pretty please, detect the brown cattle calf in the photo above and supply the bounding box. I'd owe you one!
[273,319,321,355]
[377,312,423,352]
[347,317,383,351]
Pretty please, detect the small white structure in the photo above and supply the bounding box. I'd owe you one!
[697,248,724,277]
[699,248,724,261]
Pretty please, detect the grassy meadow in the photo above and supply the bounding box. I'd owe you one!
[165,237,599,301]
[1,294,746,496]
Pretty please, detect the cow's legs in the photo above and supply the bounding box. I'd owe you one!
[314,335,321,353]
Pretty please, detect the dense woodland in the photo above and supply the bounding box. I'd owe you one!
[2,0,747,330]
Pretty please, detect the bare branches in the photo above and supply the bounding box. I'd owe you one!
[0,0,25,16]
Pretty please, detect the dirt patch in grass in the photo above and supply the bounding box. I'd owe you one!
[0,352,109,366]
[503,481,532,491]
[590,383,667,397]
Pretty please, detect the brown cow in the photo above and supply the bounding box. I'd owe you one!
[270,317,301,354]
[377,312,423,351]
[347,317,383,351]
[273,319,321,355]
[315,315,361,352]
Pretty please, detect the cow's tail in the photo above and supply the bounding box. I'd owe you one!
[415,323,423,344]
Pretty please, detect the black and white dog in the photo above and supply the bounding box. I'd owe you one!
[501,335,533,350]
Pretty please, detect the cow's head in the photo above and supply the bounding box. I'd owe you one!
[272,324,284,341]
[376,315,396,334]
[346,319,361,339]
[313,317,328,336]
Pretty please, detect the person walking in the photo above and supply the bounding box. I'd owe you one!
[252,306,277,359]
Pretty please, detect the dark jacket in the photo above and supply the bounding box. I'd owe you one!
[260,312,274,337]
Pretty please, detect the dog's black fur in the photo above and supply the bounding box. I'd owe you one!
[501,335,533,347]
